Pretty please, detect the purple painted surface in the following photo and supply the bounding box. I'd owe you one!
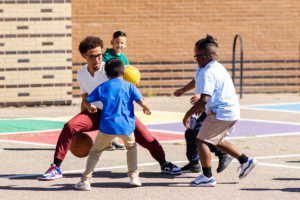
[145,121,300,137]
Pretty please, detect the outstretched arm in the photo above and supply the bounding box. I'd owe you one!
[137,99,152,115]
[173,79,195,97]
[81,94,97,113]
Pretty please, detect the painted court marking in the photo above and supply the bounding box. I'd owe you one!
[241,102,300,114]
[1,154,300,179]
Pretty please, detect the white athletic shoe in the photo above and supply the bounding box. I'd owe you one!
[129,176,142,187]
[190,174,217,187]
[238,157,258,179]
[74,180,91,191]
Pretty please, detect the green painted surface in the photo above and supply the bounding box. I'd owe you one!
[0,119,65,133]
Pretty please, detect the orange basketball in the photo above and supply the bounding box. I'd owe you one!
[70,133,93,158]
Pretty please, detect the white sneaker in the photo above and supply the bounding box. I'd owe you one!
[130,176,142,187]
[190,174,217,187]
[74,180,91,191]
[238,157,258,179]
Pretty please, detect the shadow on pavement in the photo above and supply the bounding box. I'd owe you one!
[273,178,300,181]
[2,171,195,181]
[240,188,300,192]
[2,148,55,151]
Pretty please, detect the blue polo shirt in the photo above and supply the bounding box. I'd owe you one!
[86,78,143,135]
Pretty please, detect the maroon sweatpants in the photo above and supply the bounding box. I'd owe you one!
[54,109,165,163]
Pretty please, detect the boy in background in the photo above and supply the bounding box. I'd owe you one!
[174,40,233,173]
[74,59,151,190]
[183,35,257,187]
[102,30,129,150]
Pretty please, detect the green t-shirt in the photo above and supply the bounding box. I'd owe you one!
[102,48,129,65]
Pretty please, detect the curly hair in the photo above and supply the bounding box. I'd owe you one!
[78,36,104,54]
[196,34,219,51]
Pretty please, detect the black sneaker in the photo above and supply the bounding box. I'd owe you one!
[181,162,201,173]
[217,154,234,173]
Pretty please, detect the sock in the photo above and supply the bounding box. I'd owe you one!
[238,154,248,165]
[53,157,63,168]
[159,161,166,166]
[202,167,212,178]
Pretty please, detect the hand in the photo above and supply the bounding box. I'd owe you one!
[190,94,200,105]
[143,108,152,115]
[182,114,190,129]
[173,89,185,97]
[87,104,97,113]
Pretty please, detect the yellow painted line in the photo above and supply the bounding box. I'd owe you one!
[135,112,184,124]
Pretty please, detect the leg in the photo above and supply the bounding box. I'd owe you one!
[134,116,165,163]
[119,134,138,178]
[42,109,101,181]
[196,138,212,168]
[134,116,182,174]
[82,131,114,181]
[215,141,242,158]
[55,109,102,161]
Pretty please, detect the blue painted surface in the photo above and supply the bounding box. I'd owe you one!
[245,103,300,112]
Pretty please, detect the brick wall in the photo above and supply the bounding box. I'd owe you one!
[71,0,300,97]
[0,0,72,107]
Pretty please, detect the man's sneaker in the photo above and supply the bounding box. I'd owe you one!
[217,154,234,173]
[112,138,125,150]
[238,157,258,179]
[74,180,91,191]
[41,164,62,181]
[161,161,183,175]
[181,162,201,173]
[129,176,142,187]
[105,145,116,151]
[190,174,217,187]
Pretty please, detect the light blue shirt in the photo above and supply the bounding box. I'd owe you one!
[194,66,204,94]
[199,60,240,121]
[86,78,143,135]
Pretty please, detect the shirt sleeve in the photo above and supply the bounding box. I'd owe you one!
[77,71,87,94]
[200,70,215,96]
[130,84,144,103]
[102,52,110,62]
[86,87,101,103]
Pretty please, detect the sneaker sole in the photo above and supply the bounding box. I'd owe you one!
[130,182,142,187]
[239,159,258,179]
[74,186,91,191]
[182,169,201,173]
[190,182,217,187]
[161,170,182,175]
[40,175,63,181]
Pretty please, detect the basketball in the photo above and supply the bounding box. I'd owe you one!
[123,66,141,85]
[70,133,93,158]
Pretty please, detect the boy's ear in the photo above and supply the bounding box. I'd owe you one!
[122,72,125,77]
[111,40,113,45]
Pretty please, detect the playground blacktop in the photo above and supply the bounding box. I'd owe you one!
[0,93,300,200]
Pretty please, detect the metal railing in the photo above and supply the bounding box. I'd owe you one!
[232,34,243,99]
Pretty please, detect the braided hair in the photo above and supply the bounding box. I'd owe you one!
[196,35,218,51]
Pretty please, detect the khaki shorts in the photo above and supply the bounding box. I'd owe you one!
[197,111,237,145]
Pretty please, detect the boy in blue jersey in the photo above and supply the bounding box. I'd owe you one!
[183,35,257,187]
[74,58,151,190]
[103,30,129,150]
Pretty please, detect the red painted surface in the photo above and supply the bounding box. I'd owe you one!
[0,130,184,145]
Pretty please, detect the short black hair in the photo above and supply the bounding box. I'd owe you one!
[196,34,219,51]
[79,36,104,54]
[113,31,127,39]
[105,59,124,77]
